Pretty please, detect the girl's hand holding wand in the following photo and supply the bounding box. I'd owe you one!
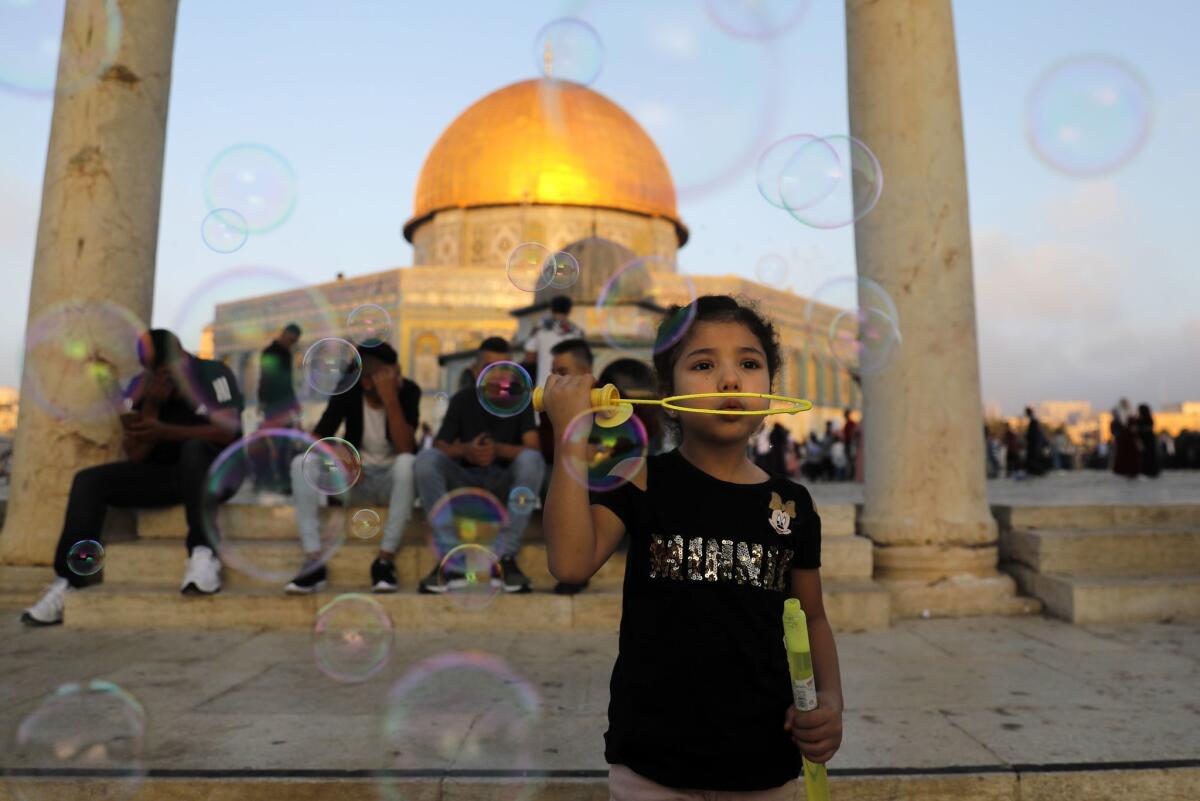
[783,690,843,764]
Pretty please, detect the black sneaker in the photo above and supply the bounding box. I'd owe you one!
[498,556,532,594]
[553,580,589,595]
[283,561,327,594]
[370,557,399,593]
[418,565,458,594]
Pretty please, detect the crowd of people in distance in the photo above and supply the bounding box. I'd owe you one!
[753,411,862,484]
[986,399,1192,480]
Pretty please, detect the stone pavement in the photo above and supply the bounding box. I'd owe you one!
[2,613,1198,790]
[806,469,1200,509]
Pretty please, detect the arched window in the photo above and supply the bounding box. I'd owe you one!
[825,361,838,409]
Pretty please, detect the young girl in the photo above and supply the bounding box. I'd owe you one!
[542,295,843,799]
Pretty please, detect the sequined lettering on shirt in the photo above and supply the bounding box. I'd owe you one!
[648,537,800,592]
[719,540,734,582]
[704,539,719,582]
[687,537,704,581]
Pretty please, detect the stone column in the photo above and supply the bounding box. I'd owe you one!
[0,0,180,565]
[845,0,1034,618]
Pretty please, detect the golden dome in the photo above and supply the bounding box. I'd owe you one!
[404,79,686,243]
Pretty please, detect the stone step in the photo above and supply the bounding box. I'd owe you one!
[137,502,862,542]
[102,532,877,592]
[1004,503,1200,531]
[137,503,473,543]
[813,501,856,537]
[1007,564,1200,624]
[1002,525,1200,576]
[62,579,892,633]
[4,767,1199,801]
[0,565,55,610]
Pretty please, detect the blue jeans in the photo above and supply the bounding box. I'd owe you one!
[414,448,545,559]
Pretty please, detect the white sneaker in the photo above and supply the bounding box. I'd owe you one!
[181,545,222,595]
[21,578,71,626]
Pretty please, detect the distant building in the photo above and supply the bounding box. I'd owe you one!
[1035,400,1092,428]
[0,387,18,436]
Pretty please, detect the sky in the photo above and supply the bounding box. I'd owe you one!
[1,0,1197,416]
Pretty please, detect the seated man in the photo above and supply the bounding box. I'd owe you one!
[285,342,421,594]
[22,329,243,626]
[415,337,545,594]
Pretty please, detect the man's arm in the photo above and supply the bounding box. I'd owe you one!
[383,392,416,454]
[494,430,540,462]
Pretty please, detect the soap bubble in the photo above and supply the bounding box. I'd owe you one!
[427,488,508,552]
[200,209,248,254]
[170,265,337,371]
[302,337,362,396]
[379,652,541,800]
[596,256,696,355]
[0,0,122,98]
[1026,54,1152,177]
[437,544,502,609]
[476,361,533,418]
[705,0,811,40]
[506,243,556,293]
[547,251,580,289]
[350,508,382,540]
[754,254,789,288]
[805,276,901,377]
[302,437,361,495]
[581,0,780,202]
[66,540,104,577]
[827,306,902,377]
[561,409,648,493]
[534,18,603,85]
[346,304,391,347]
[780,135,883,229]
[9,680,146,801]
[507,486,538,515]
[204,144,297,233]
[22,300,144,424]
[756,134,833,208]
[312,594,394,683]
[204,430,347,583]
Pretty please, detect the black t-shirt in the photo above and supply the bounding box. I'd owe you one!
[434,385,536,468]
[590,448,822,791]
[132,358,245,465]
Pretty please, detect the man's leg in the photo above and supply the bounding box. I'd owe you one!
[413,448,476,557]
[489,450,545,559]
[289,453,328,554]
[379,453,416,555]
[179,439,231,555]
[53,461,183,588]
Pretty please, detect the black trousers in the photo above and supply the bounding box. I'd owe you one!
[53,439,226,588]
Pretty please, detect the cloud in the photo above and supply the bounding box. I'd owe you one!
[972,228,1200,413]
[1041,179,1130,234]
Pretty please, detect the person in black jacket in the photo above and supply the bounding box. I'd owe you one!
[1135,404,1160,478]
[285,342,421,594]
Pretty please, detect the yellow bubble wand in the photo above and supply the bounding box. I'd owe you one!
[532,384,813,428]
